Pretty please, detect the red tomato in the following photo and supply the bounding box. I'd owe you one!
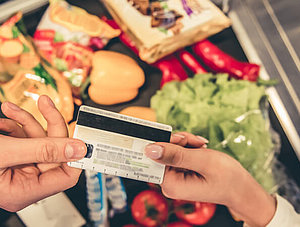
[174,200,216,225]
[167,221,193,227]
[131,190,168,227]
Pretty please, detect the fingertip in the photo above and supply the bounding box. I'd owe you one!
[171,133,185,143]
[38,95,55,110]
[1,101,21,114]
[144,143,164,160]
[196,136,209,144]
[65,139,87,160]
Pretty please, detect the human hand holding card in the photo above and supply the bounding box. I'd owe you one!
[68,106,172,184]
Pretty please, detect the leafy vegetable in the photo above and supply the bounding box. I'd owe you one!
[54,32,64,42]
[22,44,30,53]
[33,64,57,91]
[151,73,275,192]
[54,58,68,71]
[12,25,20,38]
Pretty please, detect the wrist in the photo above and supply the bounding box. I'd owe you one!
[228,169,276,227]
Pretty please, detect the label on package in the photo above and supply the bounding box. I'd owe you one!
[68,105,172,184]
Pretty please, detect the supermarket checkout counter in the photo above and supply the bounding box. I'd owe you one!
[0,0,299,226]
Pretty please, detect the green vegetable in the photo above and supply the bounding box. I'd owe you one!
[22,44,30,53]
[16,18,28,36]
[54,32,64,42]
[12,25,20,38]
[151,73,275,192]
[54,58,68,71]
[33,64,57,91]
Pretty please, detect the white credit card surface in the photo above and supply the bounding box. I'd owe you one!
[68,105,172,184]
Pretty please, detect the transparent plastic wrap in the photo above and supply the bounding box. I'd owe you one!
[0,12,73,129]
[150,73,300,211]
[33,0,121,96]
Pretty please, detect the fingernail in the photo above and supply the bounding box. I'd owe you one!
[173,134,185,139]
[5,102,21,111]
[65,142,86,159]
[144,144,163,160]
[45,96,55,108]
[197,136,209,143]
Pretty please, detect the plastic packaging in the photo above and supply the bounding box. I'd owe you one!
[0,12,73,128]
[150,73,300,208]
[102,0,231,63]
[33,0,120,96]
[85,171,127,227]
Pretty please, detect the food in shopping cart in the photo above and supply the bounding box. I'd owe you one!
[86,51,145,105]
[102,0,230,63]
[0,13,73,129]
[151,73,276,192]
[33,0,120,95]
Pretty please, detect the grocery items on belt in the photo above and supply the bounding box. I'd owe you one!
[131,190,168,227]
[173,200,216,225]
[34,0,121,95]
[0,13,73,129]
[153,54,188,88]
[176,49,207,74]
[87,51,145,105]
[192,40,260,81]
[102,17,261,88]
[85,171,127,227]
[151,73,275,192]
[0,12,39,83]
[102,0,230,63]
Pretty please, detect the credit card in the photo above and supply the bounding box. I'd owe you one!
[68,105,172,184]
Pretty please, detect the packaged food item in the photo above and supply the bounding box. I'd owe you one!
[87,51,145,105]
[102,0,231,63]
[85,171,127,227]
[0,12,38,82]
[34,0,121,95]
[0,13,73,128]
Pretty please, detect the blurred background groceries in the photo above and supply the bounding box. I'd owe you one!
[0,0,299,226]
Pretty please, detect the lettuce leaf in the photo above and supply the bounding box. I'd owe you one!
[151,73,275,192]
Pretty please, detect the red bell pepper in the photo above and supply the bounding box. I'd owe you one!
[192,39,260,81]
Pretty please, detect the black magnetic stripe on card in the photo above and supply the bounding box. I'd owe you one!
[77,111,171,142]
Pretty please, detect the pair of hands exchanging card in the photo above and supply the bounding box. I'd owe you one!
[69,105,172,184]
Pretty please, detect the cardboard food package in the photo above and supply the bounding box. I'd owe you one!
[102,0,231,63]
